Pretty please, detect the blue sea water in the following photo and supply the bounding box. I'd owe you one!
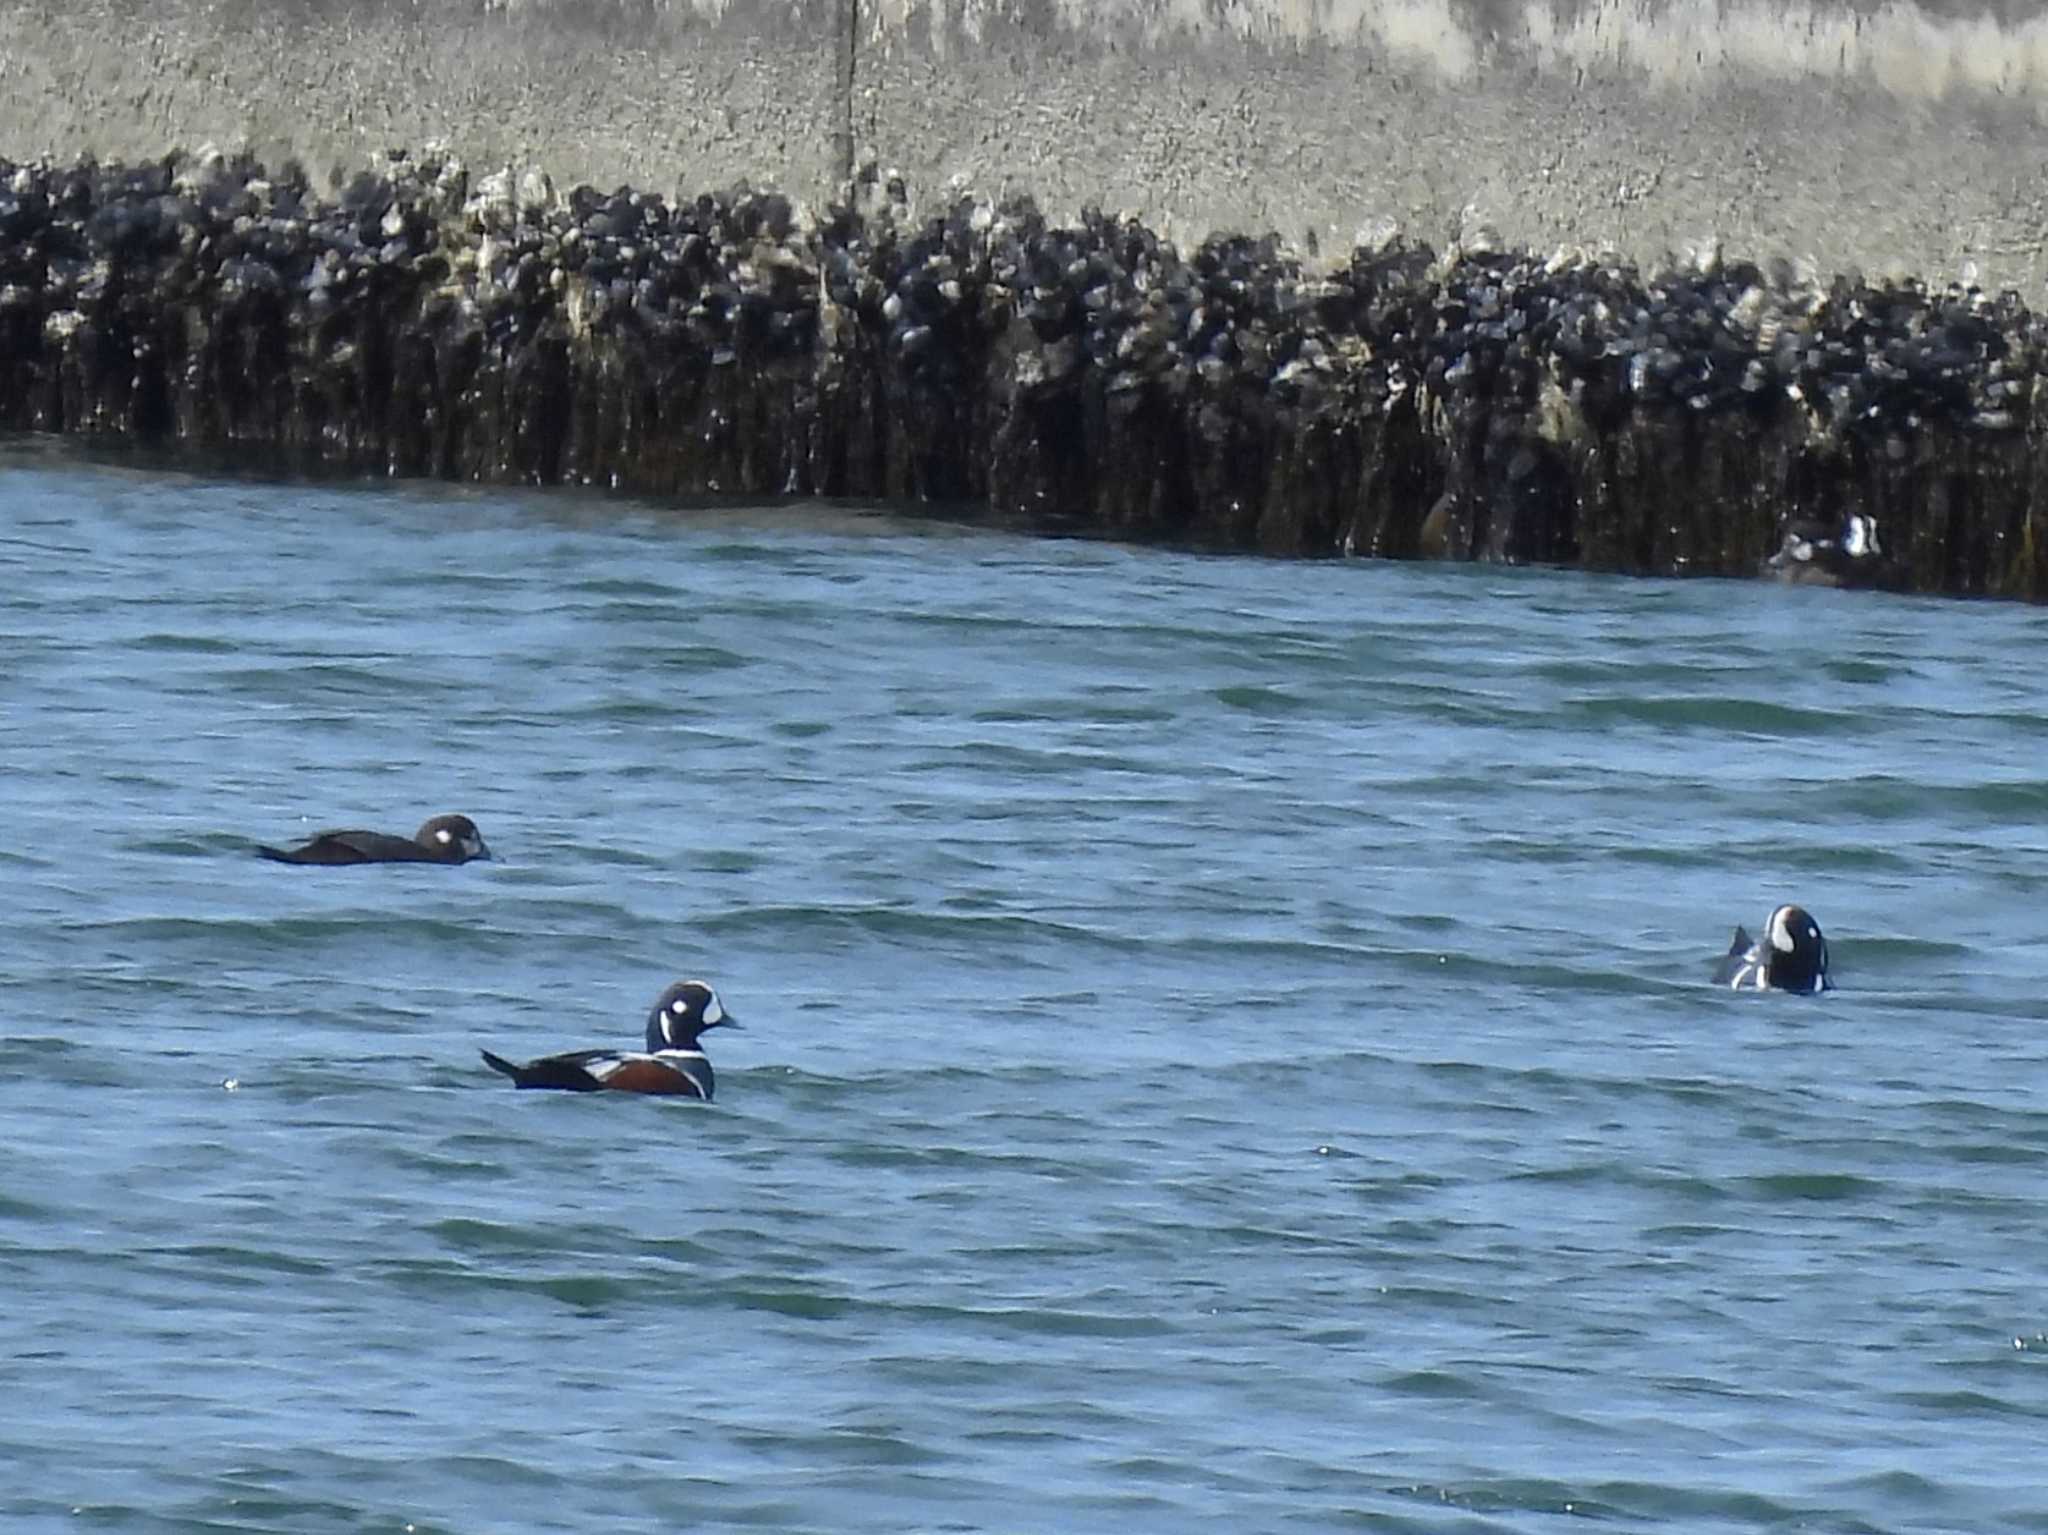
[1,442,2045,1533]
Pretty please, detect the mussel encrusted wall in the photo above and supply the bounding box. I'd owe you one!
[2,150,2044,599]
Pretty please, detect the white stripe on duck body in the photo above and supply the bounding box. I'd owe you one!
[1715,905,1831,993]
[480,981,740,1098]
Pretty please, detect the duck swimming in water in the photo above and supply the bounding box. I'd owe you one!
[257,813,490,866]
[1714,905,1831,993]
[480,980,739,1098]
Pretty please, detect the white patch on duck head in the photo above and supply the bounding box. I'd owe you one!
[1768,907,1799,953]
[435,827,453,844]
[701,992,724,1027]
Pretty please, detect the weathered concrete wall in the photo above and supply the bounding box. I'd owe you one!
[0,0,845,207]
[3,1,2048,284]
[859,0,2048,287]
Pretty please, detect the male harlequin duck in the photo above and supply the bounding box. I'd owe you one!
[1714,904,1831,993]
[1764,513,1898,589]
[480,980,738,1098]
[257,814,490,866]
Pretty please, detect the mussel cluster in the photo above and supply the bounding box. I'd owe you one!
[1,147,2040,596]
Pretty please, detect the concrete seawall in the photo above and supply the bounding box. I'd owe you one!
[4,2,2048,599]
[4,0,2048,287]
[4,152,2041,597]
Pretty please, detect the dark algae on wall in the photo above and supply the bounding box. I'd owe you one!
[2,147,2044,598]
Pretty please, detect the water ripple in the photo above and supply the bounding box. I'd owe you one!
[3,450,2047,1533]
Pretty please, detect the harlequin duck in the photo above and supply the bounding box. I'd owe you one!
[480,980,738,1098]
[1714,904,1831,992]
[257,814,490,865]
[1764,513,1898,589]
